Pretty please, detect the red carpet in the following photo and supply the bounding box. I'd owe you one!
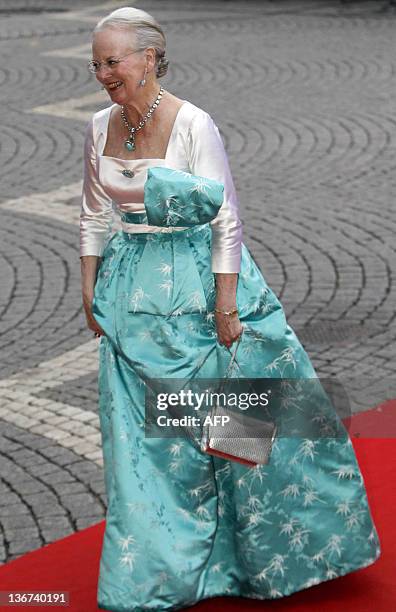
[0,401,395,612]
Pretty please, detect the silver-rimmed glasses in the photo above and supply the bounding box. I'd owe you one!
[88,49,144,74]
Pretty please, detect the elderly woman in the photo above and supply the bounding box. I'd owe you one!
[80,7,381,612]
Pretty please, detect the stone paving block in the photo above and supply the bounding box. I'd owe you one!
[29,423,57,435]
[52,435,80,449]
[51,482,88,496]
[45,428,74,441]
[32,409,56,420]
[37,448,82,467]
[67,460,102,478]
[4,527,40,541]
[8,539,42,555]
[85,449,103,461]
[57,406,86,417]
[1,514,37,530]
[73,424,100,437]
[0,437,22,452]
[60,494,103,517]
[70,441,100,456]
[58,420,86,433]
[7,414,39,429]
[0,494,22,508]
[26,462,65,478]
[7,448,47,465]
[0,408,13,419]
[87,478,106,497]
[31,398,54,407]
[0,502,32,519]
[44,415,71,426]
[71,411,99,423]
[41,472,78,487]
[13,480,48,495]
[75,516,104,530]
[40,526,75,542]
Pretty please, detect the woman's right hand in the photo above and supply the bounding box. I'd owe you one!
[81,256,106,337]
[83,296,106,337]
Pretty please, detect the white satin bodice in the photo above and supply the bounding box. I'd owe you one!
[80,100,243,273]
[97,156,165,210]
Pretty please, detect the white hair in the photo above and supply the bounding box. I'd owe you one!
[94,7,169,78]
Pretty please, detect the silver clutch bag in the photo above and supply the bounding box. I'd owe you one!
[200,330,277,467]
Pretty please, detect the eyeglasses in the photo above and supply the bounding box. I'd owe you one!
[88,49,144,74]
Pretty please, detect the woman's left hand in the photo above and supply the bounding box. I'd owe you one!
[215,312,243,349]
[213,273,242,348]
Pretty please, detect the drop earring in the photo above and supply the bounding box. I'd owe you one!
[139,67,147,87]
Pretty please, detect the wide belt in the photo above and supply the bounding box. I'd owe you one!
[120,211,189,233]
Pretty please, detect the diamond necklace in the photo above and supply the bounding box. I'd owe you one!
[121,86,164,152]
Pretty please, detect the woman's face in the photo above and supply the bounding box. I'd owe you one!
[92,28,147,104]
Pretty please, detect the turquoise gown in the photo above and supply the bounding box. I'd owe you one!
[80,102,381,611]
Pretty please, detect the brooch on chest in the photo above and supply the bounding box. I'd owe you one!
[121,169,135,178]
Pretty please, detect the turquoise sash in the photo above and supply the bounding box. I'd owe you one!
[143,166,224,227]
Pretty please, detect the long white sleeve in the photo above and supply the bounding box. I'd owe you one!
[187,110,243,273]
[79,117,114,257]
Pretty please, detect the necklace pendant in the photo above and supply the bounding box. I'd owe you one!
[121,87,164,152]
[125,139,135,152]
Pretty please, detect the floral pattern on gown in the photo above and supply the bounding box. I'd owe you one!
[92,222,381,612]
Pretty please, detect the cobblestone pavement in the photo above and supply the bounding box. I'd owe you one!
[0,0,395,565]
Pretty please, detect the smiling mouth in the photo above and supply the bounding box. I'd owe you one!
[107,81,123,90]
